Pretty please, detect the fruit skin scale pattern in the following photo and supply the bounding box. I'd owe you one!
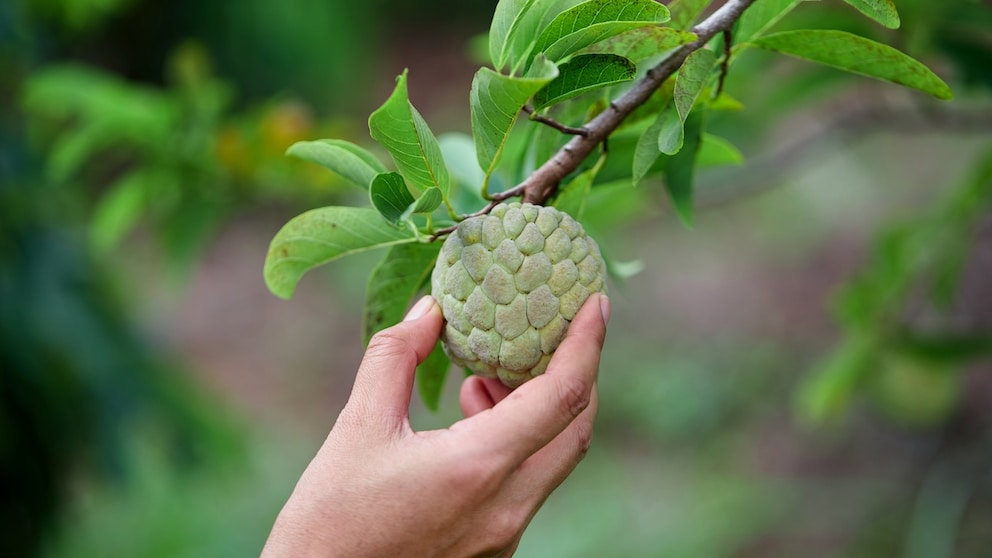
[431,202,606,388]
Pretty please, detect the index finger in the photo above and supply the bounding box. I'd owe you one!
[454,293,609,468]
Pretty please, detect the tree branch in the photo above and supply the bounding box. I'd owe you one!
[515,0,759,204]
[431,0,757,238]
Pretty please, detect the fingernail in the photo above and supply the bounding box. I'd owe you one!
[403,295,435,322]
[599,294,611,325]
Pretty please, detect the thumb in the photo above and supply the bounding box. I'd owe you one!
[346,296,442,430]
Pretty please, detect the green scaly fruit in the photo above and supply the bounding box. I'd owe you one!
[431,202,606,388]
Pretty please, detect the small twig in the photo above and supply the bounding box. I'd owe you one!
[428,193,516,240]
[715,29,732,98]
[522,105,590,136]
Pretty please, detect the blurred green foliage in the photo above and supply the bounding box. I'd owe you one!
[0,178,244,557]
[800,148,992,427]
[1,0,991,557]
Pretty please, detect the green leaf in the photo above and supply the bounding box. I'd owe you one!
[439,132,486,188]
[490,0,540,71]
[531,0,671,63]
[553,154,605,220]
[709,92,745,111]
[842,0,900,29]
[752,30,953,100]
[656,48,715,156]
[578,26,696,63]
[632,107,672,186]
[656,104,684,155]
[417,343,451,412]
[533,54,636,109]
[89,169,147,253]
[662,109,704,226]
[363,242,441,345]
[608,258,645,280]
[370,172,416,225]
[735,0,804,45]
[410,187,443,214]
[286,139,386,189]
[264,207,418,299]
[438,133,488,214]
[796,334,876,425]
[894,332,992,365]
[667,0,712,30]
[673,48,716,125]
[369,70,450,196]
[697,133,743,167]
[470,56,559,182]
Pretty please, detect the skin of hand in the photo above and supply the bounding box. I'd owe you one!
[261,292,610,558]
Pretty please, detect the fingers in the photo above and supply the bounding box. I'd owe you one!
[514,386,599,498]
[459,377,493,418]
[460,377,512,418]
[457,293,609,468]
[346,296,443,430]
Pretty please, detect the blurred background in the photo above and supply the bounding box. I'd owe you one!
[2,0,991,556]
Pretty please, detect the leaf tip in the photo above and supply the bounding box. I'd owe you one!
[263,264,296,300]
[284,140,307,158]
[934,83,954,101]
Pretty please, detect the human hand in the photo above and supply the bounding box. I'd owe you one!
[261,292,610,558]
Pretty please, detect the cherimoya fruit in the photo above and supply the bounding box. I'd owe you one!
[430,202,606,388]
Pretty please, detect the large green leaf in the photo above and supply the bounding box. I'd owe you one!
[286,139,386,190]
[752,30,953,100]
[264,207,417,299]
[842,0,900,29]
[735,0,804,45]
[531,0,671,63]
[363,242,441,344]
[370,172,416,225]
[369,70,450,196]
[533,54,636,109]
[579,26,697,63]
[667,0,712,30]
[658,48,715,155]
[490,0,540,71]
[662,110,704,227]
[470,56,559,183]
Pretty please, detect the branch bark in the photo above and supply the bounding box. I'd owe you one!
[510,0,759,204]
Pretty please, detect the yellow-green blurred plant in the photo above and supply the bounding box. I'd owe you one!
[21,42,358,273]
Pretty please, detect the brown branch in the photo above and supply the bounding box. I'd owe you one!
[431,0,758,238]
[517,0,758,204]
[522,105,590,136]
